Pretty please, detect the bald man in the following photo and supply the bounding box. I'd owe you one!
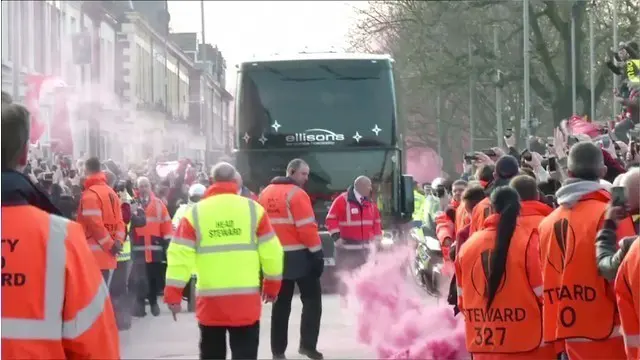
[326,175,382,273]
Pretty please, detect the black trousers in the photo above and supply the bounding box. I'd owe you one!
[199,321,260,359]
[271,275,322,355]
[132,262,164,306]
[111,261,133,328]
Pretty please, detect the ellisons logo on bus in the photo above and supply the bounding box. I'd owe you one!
[285,128,345,146]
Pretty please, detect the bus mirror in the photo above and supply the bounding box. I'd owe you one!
[399,174,414,221]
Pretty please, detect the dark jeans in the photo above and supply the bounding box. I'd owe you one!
[271,275,322,355]
[132,262,164,306]
[199,321,260,359]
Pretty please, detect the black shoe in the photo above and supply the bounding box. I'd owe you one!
[132,304,146,318]
[272,354,287,360]
[150,303,161,316]
[299,348,323,360]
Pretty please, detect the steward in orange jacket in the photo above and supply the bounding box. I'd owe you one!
[616,237,640,360]
[258,158,325,359]
[469,156,520,236]
[435,199,467,261]
[537,142,636,360]
[509,175,553,232]
[1,103,119,359]
[77,160,125,280]
[259,177,323,279]
[455,188,555,360]
[130,176,173,317]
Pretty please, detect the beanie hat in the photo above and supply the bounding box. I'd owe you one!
[495,155,520,180]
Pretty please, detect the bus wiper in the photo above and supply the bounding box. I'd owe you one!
[281,78,327,82]
[337,76,379,80]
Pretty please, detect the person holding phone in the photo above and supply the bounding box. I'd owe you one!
[594,184,637,282]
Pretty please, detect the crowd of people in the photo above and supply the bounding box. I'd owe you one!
[1,38,639,360]
[410,117,639,359]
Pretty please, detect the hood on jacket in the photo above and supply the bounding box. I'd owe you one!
[556,178,609,208]
[1,169,62,215]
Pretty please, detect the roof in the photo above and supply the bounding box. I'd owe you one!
[238,52,393,66]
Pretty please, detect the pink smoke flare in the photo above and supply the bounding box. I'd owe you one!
[341,247,470,360]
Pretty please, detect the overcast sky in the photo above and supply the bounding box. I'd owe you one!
[167,1,365,91]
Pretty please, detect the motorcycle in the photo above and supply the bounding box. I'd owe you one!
[410,226,446,297]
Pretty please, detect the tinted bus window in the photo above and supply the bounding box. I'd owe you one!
[235,149,398,228]
[237,59,395,149]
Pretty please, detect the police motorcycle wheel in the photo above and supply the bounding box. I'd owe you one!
[409,227,444,297]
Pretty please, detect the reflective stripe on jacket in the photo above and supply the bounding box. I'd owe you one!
[117,223,132,262]
[164,181,283,326]
[259,178,322,280]
[616,238,640,360]
[131,193,172,263]
[1,206,119,359]
[76,172,125,270]
[325,186,381,248]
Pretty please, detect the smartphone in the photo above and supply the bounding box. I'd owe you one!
[611,186,627,207]
[482,149,497,157]
[504,128,513,138]
[464,153,478,163]
[547,157,557,172]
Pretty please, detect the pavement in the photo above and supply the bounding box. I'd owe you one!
[120,294,376,359]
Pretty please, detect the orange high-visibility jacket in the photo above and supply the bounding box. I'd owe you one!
[616,237,640,360]
[469,197,492,236]
[455,214,555,359]
[2,205,120,359]
[131,193,172,263]
[76,172,125,270]
[538,189,634,359]
[259,178,322,279]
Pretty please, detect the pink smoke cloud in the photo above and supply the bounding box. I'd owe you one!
[342,247,470,360]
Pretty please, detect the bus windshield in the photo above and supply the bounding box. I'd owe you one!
[237,59,395,149]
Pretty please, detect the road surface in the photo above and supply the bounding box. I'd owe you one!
[120,294,376,359]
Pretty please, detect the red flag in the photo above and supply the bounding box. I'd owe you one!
[25,74,46,143]
[25,74,74,155]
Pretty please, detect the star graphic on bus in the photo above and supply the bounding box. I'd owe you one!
[372,125,382,136]
[243,132,251,143]
[271,121,281,132]
[353,132,362,143]
[258,133,268,145]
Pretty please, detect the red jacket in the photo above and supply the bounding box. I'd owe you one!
[325,186,382,248]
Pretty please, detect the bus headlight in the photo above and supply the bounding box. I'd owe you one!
[381,231,394,247]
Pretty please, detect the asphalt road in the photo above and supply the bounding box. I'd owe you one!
[120,294,376,359]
